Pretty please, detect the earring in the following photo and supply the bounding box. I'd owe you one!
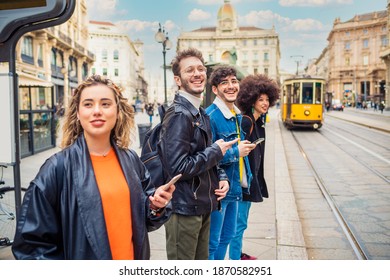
[251,107,254,114]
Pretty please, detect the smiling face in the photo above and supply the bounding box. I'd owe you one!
[212,75,240,108]
[174,56,206,96]
[77,84,118,143]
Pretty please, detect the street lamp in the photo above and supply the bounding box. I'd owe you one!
[155,23,172,105]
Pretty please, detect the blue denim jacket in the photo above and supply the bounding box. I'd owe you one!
[206,98,252,201]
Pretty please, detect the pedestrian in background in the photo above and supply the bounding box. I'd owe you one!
[146,103,154,124]
[232,74,279,260]
[12,75,175,260]
[379,102,385,113]
[159,48,237,260]
[206,65,255,260]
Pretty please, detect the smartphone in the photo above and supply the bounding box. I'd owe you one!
[252,138,265,145]
[163,174,182,190]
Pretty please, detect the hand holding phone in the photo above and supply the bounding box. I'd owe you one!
[162,174,182,190]
[252,138,265,145]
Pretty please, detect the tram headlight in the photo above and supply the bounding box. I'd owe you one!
[304,110,310,116]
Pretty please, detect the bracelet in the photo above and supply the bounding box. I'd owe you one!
[150,207,163,216]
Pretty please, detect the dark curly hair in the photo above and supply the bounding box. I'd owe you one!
[236,74,280,114]
[208,65,237,87]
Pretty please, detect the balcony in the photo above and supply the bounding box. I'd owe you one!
[74,42,85,55]
[57,31,72,49]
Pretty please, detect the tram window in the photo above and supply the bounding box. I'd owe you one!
[302,83,313,104]
[293,83,300,103]
[315,83,322,104]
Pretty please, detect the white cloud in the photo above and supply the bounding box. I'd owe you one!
[115,20,177,39]
[241,10,324,32]
[188,9,212,21]
[279,0,352,7]
[116,20,156,33]
[86,0,127,20]
[242,10,290,27]
[288,18,324,31]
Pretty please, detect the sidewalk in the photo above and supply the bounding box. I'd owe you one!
[0,108,305,260]
[325,106,390,133]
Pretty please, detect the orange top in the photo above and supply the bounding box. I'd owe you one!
[90,148,134,260]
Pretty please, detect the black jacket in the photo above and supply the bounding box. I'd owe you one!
[158,94,228,216]
[241,113,269,202]
[12,134,171,260]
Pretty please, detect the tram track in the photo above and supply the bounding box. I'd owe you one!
[284,110,390,259]
[290,130,369,260]
[320,125,390,184]
[324,118,390,152]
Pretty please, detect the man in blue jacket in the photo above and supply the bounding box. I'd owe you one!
[206,65,255,260]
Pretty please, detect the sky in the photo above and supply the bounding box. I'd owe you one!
[85,0,387,76]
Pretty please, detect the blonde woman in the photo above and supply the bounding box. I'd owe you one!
[12,75,175,260]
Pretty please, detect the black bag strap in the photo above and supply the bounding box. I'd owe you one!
[158,105,166,122]
[242,115,254,136]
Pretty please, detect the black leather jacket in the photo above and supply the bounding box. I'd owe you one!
[12,134,171,260]
[158,94,228,216]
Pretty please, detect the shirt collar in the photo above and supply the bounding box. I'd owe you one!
[178,90,203,110]
[213,96,241,119]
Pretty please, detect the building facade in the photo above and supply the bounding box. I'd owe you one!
[380,0,390,109]
[88,21,147,104]
[15,0,95,157]
[327,10,388,106]
[177,0,280,84]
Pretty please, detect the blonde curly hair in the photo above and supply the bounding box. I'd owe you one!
[61,75,135,149]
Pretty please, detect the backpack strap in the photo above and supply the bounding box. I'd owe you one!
[158,105,166,122]
[242,115,254,136]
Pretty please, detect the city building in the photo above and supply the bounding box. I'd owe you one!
[176,0,280,105]
[88,21,147,104]
[327,10,388,106]
[380,0,390,109]
[15,0,95,157]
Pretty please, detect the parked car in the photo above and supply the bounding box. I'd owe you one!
[333,103,344,111]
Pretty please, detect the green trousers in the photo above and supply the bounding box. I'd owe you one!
[164,213,211,260]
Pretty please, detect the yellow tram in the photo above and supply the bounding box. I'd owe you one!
[281,77,325,129]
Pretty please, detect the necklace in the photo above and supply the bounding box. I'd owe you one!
[102,147,111,157]
[91,146,112,157]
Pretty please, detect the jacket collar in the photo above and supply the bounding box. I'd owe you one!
[177,90,202,110]
[71,134,112,259]
[213,96,241,119]
[174,93,203,118]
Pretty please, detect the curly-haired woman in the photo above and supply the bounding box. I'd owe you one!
[231,74,280,260]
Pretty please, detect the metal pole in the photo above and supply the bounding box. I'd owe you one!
[9,45,22,219]
[163,44,167,105]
